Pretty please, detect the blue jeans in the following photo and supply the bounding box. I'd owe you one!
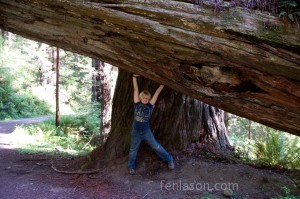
[128,128,173,169]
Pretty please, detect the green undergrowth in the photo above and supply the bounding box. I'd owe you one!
[231,132,300,170]
[0,72,52,120]
[11,114,101,156]
[272,186,299,199]
[195,133,300,171]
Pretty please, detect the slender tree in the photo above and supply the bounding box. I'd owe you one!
[55,47,60,127]
[92,59,116,144]
[98,61,114,143]
[248,120,252,139]
[92,59,101,102]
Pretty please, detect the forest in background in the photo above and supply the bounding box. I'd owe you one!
[0,32,105,154]
[0,32,299,169]
[0,32,96,118]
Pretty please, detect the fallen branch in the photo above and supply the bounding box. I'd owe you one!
[51,159,100,175]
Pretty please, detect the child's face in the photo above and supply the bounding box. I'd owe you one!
[140,95,150,104]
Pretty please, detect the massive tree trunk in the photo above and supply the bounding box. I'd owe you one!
[0,0,300,135]
[104,69,229,160]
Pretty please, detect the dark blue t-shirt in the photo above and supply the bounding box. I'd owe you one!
[133,102,154,132]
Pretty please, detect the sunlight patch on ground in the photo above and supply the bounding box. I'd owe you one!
[9,126,58,154]
[12,126,42,146]
[7,124,95,155]
[0,124,53,153]
[0,133,15,149]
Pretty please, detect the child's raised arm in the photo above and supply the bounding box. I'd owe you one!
[150,85,164,105]
[133,74,140,103]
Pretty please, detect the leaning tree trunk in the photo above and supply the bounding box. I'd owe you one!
[104,69,230,160]
[1,0,299,135]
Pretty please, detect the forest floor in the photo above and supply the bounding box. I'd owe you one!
[0,117,299,199]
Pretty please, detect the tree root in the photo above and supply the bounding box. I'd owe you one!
[51,159,100,175]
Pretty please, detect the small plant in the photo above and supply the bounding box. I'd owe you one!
[233,142,256,161]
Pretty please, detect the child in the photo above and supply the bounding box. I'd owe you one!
[128,74,174,175]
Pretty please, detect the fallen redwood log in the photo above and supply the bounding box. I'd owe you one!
[0,0,299,135]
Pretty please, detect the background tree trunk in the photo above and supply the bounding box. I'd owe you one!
[98,61,115,144]
[200,104,230,150]
[92,59,101,102]
[55,47,60,127]
[104,69,229,160]
[91,60,116,144]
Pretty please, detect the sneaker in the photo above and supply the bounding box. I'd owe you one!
[129,168,135,175]
[168,161,174,170]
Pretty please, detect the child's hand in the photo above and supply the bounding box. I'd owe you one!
[133,74,140,77]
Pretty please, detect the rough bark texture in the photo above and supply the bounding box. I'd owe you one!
[104,70,229,159]
[104,70,133,159]
[0,0,299,135]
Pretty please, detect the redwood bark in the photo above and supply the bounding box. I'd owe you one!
[0,0,299,135]
[200,104,230,150]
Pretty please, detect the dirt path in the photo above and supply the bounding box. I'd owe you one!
[0,117,299,199]
[0,117,139,199]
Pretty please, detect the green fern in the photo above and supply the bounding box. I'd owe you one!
[255,132,300,169]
